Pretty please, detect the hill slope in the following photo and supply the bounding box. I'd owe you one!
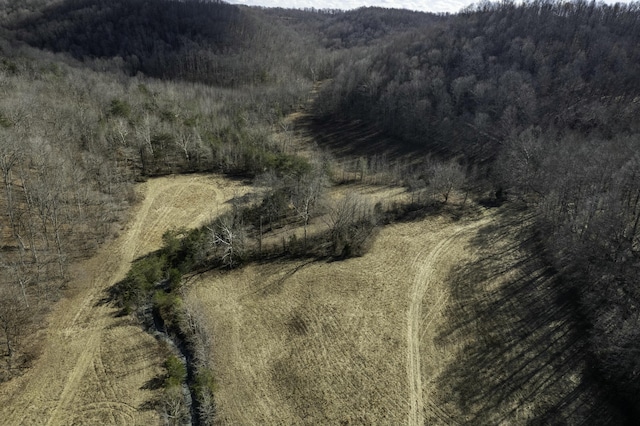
[5,0,317,85]
[0,174,249,425]
[0,1,638,424]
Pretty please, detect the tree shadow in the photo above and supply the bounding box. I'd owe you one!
[301,116,411,159]
[432,207,628,424]
[138,398,160,412]
[141,374,165,391]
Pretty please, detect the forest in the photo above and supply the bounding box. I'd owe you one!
[0,0,639,424]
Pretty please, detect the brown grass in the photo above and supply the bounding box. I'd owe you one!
[0,174,250,425]
[1,166,555,425]
[184,199,496,424]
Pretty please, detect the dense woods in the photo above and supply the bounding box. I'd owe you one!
[1,0,639,423]
[313,3,640,419]
[315,1,640,155]
[6,0,323,85]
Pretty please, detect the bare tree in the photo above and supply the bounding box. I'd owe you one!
[208,215,246,268]
[326,193,378,257]
[291,166,327,248]
[161,385,189,426]
[0,133,24,257]
[31,155,69,281]
[429,160,466,204]
[0,283,30,361]
[2,260,31,307]
[496,127,545,197]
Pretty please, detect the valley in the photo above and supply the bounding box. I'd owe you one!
[1,1,639,424]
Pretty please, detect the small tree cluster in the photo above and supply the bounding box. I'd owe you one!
[161,355,189,425]
[327,193,380,258]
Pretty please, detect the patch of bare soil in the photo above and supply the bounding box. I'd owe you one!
[0,174,249,425]
[184,203,497,424]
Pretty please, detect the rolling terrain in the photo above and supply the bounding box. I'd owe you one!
[0,1,638,424]
[184,202,498,424]
[0,174,250,425]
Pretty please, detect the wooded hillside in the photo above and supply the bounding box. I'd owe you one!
[312,2,640,418]
[6,0,326,85]
[0,0,639,423]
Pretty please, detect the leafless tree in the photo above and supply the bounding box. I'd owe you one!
[0,133,24,256]
[291,166,327,248]
[161,385,189,426]
[0,284,30,361]
[208,215,246,268]
[326,193,378,257]
[429,160,466,204]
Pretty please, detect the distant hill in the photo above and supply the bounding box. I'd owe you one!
[260,6,441,49]
[0,1,639,423]
[314,1,640,159]
[3,2,442,85]
[4,0,314,85]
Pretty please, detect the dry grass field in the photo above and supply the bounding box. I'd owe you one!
[184,199,496,425]
[0,170,581,425]
[0,174,250,425]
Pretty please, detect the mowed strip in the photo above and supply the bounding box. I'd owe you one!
[407,211,492,426]
[0,174,248,426]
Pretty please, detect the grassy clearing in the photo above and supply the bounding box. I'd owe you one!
[183,204,492,424]
[0,174,249,425]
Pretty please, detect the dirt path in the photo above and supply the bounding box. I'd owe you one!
[407,211,491,426]
[0,174,248,425]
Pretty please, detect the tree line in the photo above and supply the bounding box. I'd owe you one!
[308,0,640,420]
[1,0,639,422]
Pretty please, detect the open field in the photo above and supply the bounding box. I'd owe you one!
[0,171,598,425]
[0,90,598,425]
[0,2,636,423]
[0,174,250,425]
[184,202,497,424]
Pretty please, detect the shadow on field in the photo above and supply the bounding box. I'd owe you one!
[433,208,627,425]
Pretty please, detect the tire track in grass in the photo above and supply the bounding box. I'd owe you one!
[0,174,246,426]
[407,212,491,426]
[44,179,161,426]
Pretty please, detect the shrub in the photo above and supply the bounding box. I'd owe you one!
[153,290,183,328]
[193,367,217,396]
[108,99,131,118]
[164,355,186,388]
[154,290,183,329]
[193,367,218,424]
[112,254,166,310]
[167,268,182,291]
